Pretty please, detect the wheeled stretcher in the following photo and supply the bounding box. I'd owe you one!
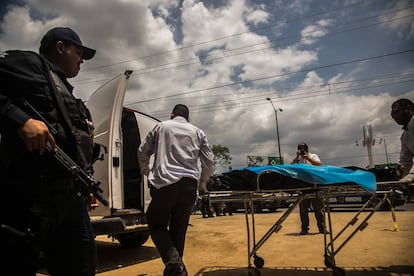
[204,164,403,276]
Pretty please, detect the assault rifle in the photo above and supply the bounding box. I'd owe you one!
[21,100,108,206]
[0,223,34,241]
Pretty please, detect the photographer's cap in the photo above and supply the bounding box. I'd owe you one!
[40,27,96,60]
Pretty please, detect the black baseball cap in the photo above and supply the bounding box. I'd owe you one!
[40,27,96,60]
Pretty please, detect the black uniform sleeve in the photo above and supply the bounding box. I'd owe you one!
[0,96,31,129]
[0,50,50,131]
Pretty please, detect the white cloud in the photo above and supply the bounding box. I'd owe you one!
[379,0,414,39]
[1,0,412,170]
[245,7,269,26]
[181,0,248,48]
[0,5,65,50]
[300,19,331,45]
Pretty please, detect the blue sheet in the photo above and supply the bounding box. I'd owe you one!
[233,164,377,193]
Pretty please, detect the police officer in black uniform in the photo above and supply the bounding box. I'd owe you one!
[0,27,98,276]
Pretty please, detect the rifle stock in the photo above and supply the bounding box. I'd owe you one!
[21,100,108,206]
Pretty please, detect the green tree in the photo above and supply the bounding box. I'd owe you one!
[211,144,232,173]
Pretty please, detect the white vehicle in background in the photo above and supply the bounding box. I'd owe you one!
[86,70,159,247]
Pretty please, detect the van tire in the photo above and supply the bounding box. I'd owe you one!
[116,231,150,247]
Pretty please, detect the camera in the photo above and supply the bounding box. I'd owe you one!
[298,147,307,155]
[297,143,308,155]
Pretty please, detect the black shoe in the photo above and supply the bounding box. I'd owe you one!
[300,230,308,235]
[319,229,329,234]
[164,264,188,276]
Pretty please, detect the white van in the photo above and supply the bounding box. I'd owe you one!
[86,70,159,247]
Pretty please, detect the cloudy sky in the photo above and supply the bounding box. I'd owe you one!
[1,0,413,173]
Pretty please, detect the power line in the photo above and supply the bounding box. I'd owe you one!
[144,74,414,119]
[80,0,370,73]
[73,5,414,85]
[146,70,414,103]
[127,7,414,76]
[146,70,414,112]
[125,48,414,106]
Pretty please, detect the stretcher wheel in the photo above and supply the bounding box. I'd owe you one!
[324,253,334,268]
[332,266,345,276]
[248,267,261,276]
[253,255,264,268]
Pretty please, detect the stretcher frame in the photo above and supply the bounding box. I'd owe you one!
[204,176,404,276]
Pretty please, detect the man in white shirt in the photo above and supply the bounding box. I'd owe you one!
[138,104,214,276]
[291,143,327,235]
[391,99,414,182]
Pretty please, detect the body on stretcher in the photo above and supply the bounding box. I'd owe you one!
[205,190,294,212]
[203,165,407,276]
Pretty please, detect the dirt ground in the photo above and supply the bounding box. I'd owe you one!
[88,203,414,276]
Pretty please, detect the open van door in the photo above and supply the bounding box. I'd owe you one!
[86,70,157,247]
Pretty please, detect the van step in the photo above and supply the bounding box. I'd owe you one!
[92,217,125,235]
[112,209,144,216]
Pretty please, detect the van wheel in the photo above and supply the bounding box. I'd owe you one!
[116,232,150,247]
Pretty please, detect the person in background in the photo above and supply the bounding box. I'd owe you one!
[213,177,233,216]
[391,99,414,183]
[201,191,215,218]
[291,143,327,235]
[138,104,214,276]
[0,27,98,275]
[206,176,233,216]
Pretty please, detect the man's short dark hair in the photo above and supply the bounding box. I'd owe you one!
[297,143,308,152]
[172,104,189,120]
[392,98,414,110]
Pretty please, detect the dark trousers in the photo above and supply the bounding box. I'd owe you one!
[0,171,96,276]
[43,190,96,276]
[299,197,325,231]
[201,197,214,217]
[146,178,197,267]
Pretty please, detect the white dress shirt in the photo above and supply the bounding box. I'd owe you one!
[399,116,414,174]
[138,116,214,189]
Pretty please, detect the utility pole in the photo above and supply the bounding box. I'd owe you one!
[363,124,374,168]
[379,138,390,165]
[266,98,283,164]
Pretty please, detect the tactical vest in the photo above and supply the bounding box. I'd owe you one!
[48,71,95,170]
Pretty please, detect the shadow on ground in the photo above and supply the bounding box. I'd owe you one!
[95,240,159,273]
[36,240,160,275]
[194,265,414,276]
